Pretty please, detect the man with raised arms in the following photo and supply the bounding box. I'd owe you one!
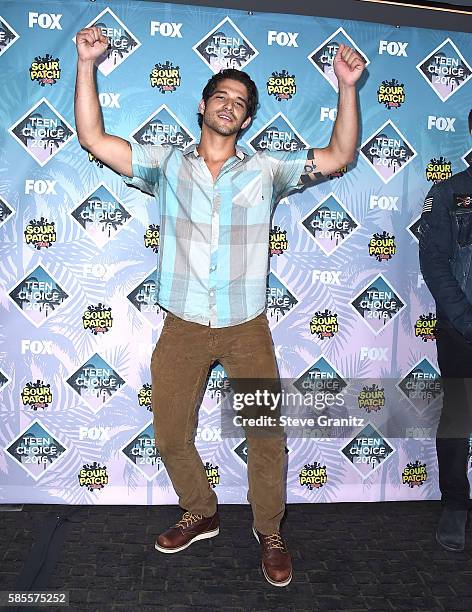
[74,26,365,587]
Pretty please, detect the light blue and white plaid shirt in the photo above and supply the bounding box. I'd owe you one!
[124,142,306,327]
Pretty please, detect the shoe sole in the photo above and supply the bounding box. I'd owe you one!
[252,526,292,587]
[155,526,219,554]
[435,531,465,552]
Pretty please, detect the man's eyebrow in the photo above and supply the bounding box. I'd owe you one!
[211,89,248,105]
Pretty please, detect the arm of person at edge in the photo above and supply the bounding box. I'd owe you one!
[298,43,365,187]
[74,27,132,177]
[419,183,472,342]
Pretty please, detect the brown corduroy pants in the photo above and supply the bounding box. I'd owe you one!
[151,311,286,535]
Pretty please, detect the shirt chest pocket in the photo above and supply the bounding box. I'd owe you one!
[231,170,267,208]
[452,208,472,247]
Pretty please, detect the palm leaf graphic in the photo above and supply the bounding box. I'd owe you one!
[288,438,348,503]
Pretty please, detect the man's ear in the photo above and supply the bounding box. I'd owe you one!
[241,115,252,130]
[198,100,205,116]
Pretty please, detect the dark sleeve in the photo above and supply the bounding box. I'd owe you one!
[418,183,472,341]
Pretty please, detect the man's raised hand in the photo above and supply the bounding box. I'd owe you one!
[333,43,365,87]
[76,27,109,62]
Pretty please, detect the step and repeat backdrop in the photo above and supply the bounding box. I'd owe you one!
[0,0,471,505]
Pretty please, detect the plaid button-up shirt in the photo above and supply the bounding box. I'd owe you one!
[124,142,306,327]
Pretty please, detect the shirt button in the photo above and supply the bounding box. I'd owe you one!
[210,265,216,272]
[209,290,215,297]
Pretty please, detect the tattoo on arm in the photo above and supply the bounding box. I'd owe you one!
[298,149,323,186]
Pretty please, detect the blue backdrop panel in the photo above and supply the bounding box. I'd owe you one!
[0,0,471,504]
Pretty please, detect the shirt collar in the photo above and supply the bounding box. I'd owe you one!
[183,143,247,161]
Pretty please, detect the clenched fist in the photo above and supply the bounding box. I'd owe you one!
[333,43,366,88]
[76,26,109,61]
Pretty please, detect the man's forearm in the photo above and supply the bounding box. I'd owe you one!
[328,84,358,167]
[74,59,103,149]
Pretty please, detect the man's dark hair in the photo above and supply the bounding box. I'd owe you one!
[198,69,258,129]
[469,109,472,133]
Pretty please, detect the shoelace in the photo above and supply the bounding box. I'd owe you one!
[175,511,203,529]
[263,533,287,551]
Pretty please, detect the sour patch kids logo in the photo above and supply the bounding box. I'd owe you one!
[299,462,328,489]
[402,461,427,487]
[377,79,405,109]
[29,54,61,85]
[24,218,56,250]
[267,70,296,100]
[78,462,109,491]
[21,380,52,411]
[150,61,181,92]
[82,304,113,335]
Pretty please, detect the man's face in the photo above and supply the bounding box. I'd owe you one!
[199,78,251,136]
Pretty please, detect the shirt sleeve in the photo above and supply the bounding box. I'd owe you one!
[262,148,308,202]
[122,143,167,196]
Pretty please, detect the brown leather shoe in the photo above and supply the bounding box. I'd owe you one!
[155,511,219,553]
[253,526,292,587]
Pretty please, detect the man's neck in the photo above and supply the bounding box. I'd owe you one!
[197,129,238,164]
